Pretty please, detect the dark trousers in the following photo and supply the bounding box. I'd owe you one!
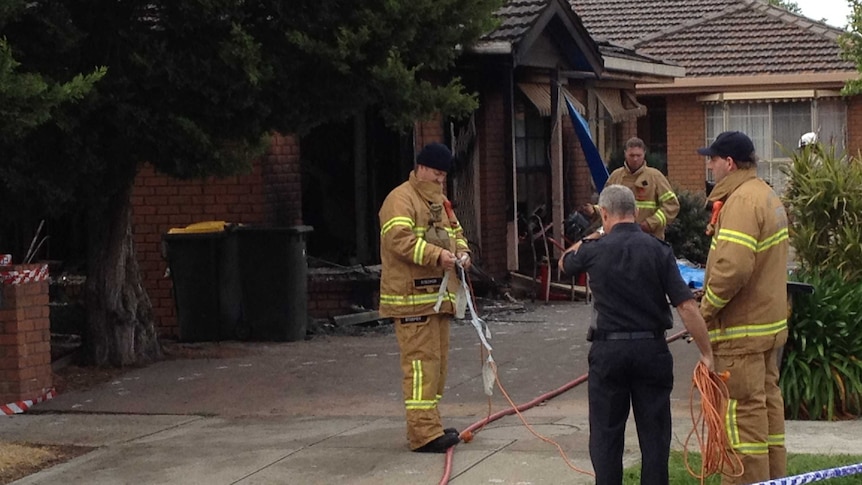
[588,338,674,485]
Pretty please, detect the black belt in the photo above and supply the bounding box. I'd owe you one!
[591,330,665,341]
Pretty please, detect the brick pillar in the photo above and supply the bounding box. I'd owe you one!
[0,263,52,406]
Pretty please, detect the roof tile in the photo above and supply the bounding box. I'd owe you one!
[571,0,732,45]
[570,0,854,76]
[484,0,549,42]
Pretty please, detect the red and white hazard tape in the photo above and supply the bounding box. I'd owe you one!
[0,263,49,285]
[1,388,56,416]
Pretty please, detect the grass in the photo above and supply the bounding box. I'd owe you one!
[622,451,862,484]
[0,442,92,484]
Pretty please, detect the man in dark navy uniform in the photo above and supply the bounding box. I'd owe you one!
[559,184,713,485]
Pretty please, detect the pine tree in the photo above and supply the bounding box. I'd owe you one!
[0,0,503,366]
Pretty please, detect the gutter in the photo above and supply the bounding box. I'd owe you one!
[469,41,513,55]
[637,72,857,94]
[603,56,685,79]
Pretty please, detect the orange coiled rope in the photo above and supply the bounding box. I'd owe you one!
[684,361,744,483]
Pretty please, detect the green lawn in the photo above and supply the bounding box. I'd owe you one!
[622,451,862,484]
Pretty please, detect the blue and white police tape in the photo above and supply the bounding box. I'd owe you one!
[750,462,862,485]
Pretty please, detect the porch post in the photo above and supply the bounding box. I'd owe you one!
[550,70,564,259]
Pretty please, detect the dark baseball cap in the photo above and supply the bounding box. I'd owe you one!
[697,131,756,162]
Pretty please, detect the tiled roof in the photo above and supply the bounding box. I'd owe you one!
[597,41,674,66]
[571,0,731,45]
[571,0,854,76]
[483,0,550,42]
[483,0,681,73]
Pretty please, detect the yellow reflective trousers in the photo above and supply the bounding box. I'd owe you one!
[717,342,786,485]
[394,313,450,450]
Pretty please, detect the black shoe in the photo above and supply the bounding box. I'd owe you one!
[413,433,461,453]
[444,427,459,436]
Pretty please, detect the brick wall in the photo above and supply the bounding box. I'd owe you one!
[132,134,302,338]
[415,116,446,156]
[665,95,706,193]
[262,134,304,226]
[307,275,380,319]
[564,88,595,209]
[847,97,862,157]
[477,85,510,279]
[621,119,638,142]
[0,264,52,405]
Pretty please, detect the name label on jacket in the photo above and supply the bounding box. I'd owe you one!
[414,277,443,287]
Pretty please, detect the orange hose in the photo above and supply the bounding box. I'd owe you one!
[684,361,744,483]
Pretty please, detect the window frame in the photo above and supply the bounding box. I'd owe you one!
[703,99,846,193]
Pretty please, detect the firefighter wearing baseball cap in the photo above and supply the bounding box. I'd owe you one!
[378,142,472,453]
[697,131,790,484]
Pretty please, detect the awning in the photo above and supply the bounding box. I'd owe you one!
[517,83,586,117]
[696,89,843,103]
[593,88,647,123]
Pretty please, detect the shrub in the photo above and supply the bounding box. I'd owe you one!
[781,144,862,420]
[664,189,710,265]
[783,144,862,281]
[782,268,862,420]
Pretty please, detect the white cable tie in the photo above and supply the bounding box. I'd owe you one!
[482,357,496,396]
[434,272,450,313]
[459,264,492,352]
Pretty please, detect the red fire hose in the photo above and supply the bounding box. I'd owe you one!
[437,329,690,484]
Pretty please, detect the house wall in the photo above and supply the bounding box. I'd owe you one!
[563,88,639,209]
[565,88,593,209]
[476,83,510,279]
[664,95,706,193]
[131,134,301,338]
[847,97,862,156]
[661,94,862,195]
[621,119,638,143]
[415,115,446,155]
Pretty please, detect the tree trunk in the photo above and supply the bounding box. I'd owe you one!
[83,182,162,366]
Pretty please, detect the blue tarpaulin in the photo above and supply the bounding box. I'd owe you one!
[677,260,704,289]
[565,98,609,192]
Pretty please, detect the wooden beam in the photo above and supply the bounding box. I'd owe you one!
[550,70,564,261]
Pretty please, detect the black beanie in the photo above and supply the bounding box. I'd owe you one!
[416,143,454,173]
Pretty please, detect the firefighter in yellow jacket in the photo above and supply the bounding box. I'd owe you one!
[378,143,471,453]
[697,131,789,484]
[582,137,679,239]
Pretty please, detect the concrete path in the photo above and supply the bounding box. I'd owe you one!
[2,301,861,484]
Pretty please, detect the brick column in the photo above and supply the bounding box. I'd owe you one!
[0,263,52,406]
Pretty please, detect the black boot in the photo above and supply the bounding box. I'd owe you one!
[444,427,459,436]
[413,433,460,453]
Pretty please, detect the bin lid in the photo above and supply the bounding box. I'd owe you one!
[168,221,232,234]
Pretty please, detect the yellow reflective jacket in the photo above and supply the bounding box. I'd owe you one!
[378,171,470,318]
[701,168,789,355]
[606,163,679,240]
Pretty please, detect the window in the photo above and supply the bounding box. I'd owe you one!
[705,99,846,193]
[515,96,551,217]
